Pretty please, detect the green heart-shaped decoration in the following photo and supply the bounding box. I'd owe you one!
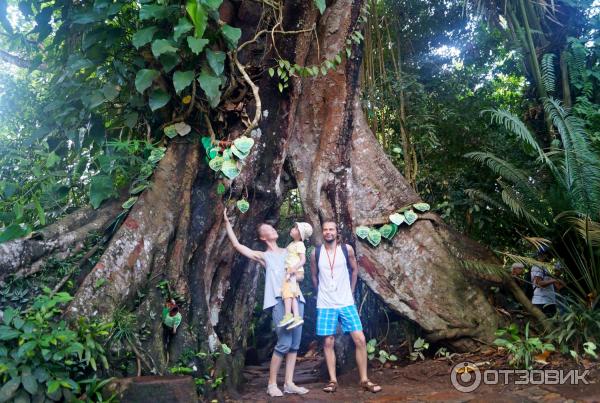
[367,228,382,247]
[379,224,394,239]
[233,136,254,154]
[208,147,220,159]
[389,213,405,225]
[164,125,178,138]
[231,144,250,160]
[404,209,418,225]
[413,202,430,212]
[221,159,240,179]
[236,199,250,213]
[174,122,191,136]
[209,156,224,172]
[217,183,226,195]
[356,226,370,239]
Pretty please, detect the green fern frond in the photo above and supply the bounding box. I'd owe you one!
[464,188,506,211]
[500,252,555,272]
[567,39,587,91]
[465,151,530,185]
[541,53,556,94]
[499,180,547,228]
[461,259,507,279]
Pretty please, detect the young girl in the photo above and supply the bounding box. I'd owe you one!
[278,222,312,329]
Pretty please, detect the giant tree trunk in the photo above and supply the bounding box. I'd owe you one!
[2,0,499,387]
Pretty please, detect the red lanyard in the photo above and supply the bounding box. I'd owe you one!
[325,243,337,279]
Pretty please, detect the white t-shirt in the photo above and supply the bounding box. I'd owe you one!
[316,244,355,309]
[263,250,305,310]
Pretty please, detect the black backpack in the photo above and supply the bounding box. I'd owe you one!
[315,243,353,276]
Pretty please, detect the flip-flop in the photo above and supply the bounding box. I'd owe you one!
[359,380,382,393]
[323,380,337,393]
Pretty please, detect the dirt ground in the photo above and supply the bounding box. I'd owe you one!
[232,351,600,402]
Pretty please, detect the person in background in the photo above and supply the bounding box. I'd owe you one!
[531,247,562,317]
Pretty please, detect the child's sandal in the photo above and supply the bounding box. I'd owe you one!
[359,380,382,393]
[322,380,337,393]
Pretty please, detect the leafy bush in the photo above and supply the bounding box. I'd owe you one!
[366,338,398,364]
[548,296,600,358]
[494,323,554,369]
[409,337,430,361]
[0,289,112,402]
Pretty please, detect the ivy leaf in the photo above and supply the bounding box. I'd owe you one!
[233,136,254,154]
[151,39,178,58]
[149,89,170,111]
[220,24,241,49]
[367,228,382,247]
[221,159,240,179]
[404,210,418,225]
[236,199,250,213]
[389,213,405,226]
[206,49,226,76]
[413,202,430,212]
[173,70,195,93]
[314,0,326,14]
[173,122,192,136]
[201,136,213,152]
[186,0,208,38]
[379,224,394,239]
[102,83,120,101]
[135,69,159,93]
[132,26,158,49]
[209,155,224,171]
[89,174,113,209]
[198,68,222,107]
[164,125,178,138]
[230,145,249,159]
[173,17,193,42]
[355,226,369,239]
[217,182,226,195]
[187,37,209,54]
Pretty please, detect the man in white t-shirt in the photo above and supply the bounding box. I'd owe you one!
[310,221,381,394]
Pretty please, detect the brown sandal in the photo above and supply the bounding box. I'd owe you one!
[323,380,338,393]
[360,380,382,393]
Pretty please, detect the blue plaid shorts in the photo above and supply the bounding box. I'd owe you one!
[316,305,363,336]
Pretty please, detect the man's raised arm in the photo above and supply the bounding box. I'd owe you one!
[223,210,265,266]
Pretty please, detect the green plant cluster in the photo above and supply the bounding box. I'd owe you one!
[355,202,430,247]
[366,338,398,364]
[169,344,231,395]
[0,290,112,402]
[494,323,555,369]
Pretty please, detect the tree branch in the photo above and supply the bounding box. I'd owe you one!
[0,49,32,68]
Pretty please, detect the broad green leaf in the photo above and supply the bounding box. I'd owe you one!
[0,377,20,401]
[209,147,220,159]
[2,308,15,325]
[139,4,170,20]
[46,151,60,168]
[132,26,158,49]
[209,156,224,171]
[173,122,192,136]
[159,52,181,73]
[187,37,209,54]
[236,199,250,213]
[21,373,38,395]
[233,136,254,154]
[206,49,226,76]
[173,17,193,42]
[135,69,159,93]
[151,39,178,58]
[122,197,138,209]
[201,136,213,152]
[47,380,61,394]
[221,24,241,49]
[0,223,31,243]
[217,183,226,195]
[389,213,405,226]
[198,69,222,107]
[149,89,170,111]
[0,325,21,340]
[314,0,326,14]
[89,174,113,209]
[355,226,369,239]
[404,210,418,225]
[221,342,232,354]
[34,197,46,226]
[230,145,249,159]
[164,125,178,138]
[413,202,430,212]
[124,112,138,128]
[367,228,381,247]
[186,0,208,38]
[173,70,195,93]
[378,224,394,239]
[130,184,148,195]
[102,83,120,101]
[221,159,240,179]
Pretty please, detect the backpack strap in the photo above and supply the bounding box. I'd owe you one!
[341,243,352,274]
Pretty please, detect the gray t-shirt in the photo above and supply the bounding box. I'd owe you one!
[531,265,556,305]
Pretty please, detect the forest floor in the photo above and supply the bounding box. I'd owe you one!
[232,348,600,402]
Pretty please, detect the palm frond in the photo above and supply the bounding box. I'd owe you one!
[544,98,600,218]
[501,252,554,273]
[499,182,548,228]
[464,188,506,211]
[465,151,530,185]
[555,212,600,248]
[522,236,552,251]
[461,259,507,279]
